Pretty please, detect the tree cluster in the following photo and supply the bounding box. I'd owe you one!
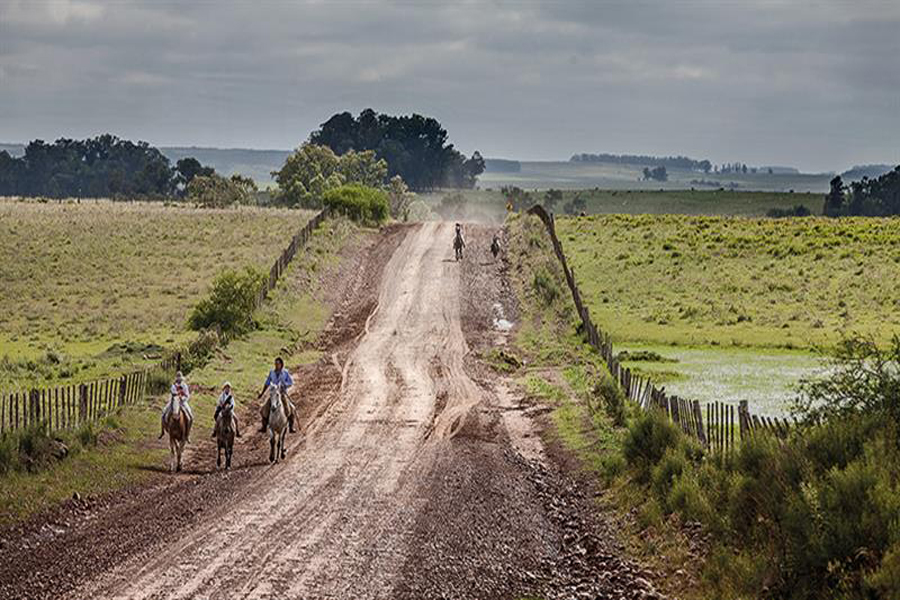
[571,153,711,173]
[272,144,387,209]
[823,166,900,216]
[0,135,215,199]
[187,174,257,208]
[642,166,668,182]
[309,109,484,190]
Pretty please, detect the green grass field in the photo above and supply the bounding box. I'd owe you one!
[418,188,821,222]
[478,160,832,193]
[0,200,314,390]
[557,214,900,351]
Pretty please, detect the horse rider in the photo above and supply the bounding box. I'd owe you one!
[454,223,466,260]
[257,357,296,433]
[490,234,501,259]
[212,381,241,438]
[160,371,193,441]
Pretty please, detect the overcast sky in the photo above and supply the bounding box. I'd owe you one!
[1,0,898,172]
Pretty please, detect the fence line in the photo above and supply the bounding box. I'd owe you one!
[0,208,330,436]
[526,205,791,453]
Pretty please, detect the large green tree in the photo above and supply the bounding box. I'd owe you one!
[273,143,387,208]
[309,109,484,191]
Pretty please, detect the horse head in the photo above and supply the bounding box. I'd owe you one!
[269,384,283,410]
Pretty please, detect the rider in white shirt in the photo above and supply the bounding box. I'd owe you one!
[160,371,193,441]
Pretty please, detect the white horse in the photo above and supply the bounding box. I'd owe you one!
[267,385,289,463]
[164,394,190,472]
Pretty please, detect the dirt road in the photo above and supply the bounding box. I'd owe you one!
[70,222,501,598]
[2,222,662,600]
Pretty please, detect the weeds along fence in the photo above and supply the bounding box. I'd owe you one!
[0,208,330,436]
[526,205,793,454]
[0,352,178,436]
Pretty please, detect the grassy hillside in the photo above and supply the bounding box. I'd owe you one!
[556,214,900,350]
[0,200,313,389]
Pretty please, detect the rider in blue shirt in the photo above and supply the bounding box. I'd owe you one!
[258,357,296,433]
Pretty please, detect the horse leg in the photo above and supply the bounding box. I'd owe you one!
[226,442,232,470]
[269,435,275,463]
[216,443,221,469]
[176,441,183,472]
[280,431,286,459]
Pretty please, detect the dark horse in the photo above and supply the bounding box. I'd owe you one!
[215,403,236,470]
[453,224,465,261]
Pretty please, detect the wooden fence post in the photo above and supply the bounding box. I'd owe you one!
[738,400,749,440]
[119,375,127,407]
[79,384,88,424]
[29,389,39,428]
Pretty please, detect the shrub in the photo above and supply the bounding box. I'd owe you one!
[532,268,559,305]
[0,435,16,475]
[869,543,900,597]
[76,422,98,448]
[16,424,56,472]
[386,175,414,220]
[667,472,713,523]
[188,266,266,336]
[623,409,681,482]
[187,174,252,208]
[794,335,900,427]
[651,447,688,503]
[766,204,812,218]
[322,184,389,225]
[593,371,626,426]
[801,415,877,472]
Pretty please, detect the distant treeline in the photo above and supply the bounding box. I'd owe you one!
[310,109,484,191]
[571,152,712,172]
[824,166,900,217]
[0,134,216,199]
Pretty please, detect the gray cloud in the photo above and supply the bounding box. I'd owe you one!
[1,0,898,171]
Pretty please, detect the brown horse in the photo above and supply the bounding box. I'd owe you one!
[165,394,190,472]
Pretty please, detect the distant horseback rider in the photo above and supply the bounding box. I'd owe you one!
[490,234,501,259]
[212,381,241,438]
[453,223,466,260]
[160,371,192,441]
[258,357,296,433]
